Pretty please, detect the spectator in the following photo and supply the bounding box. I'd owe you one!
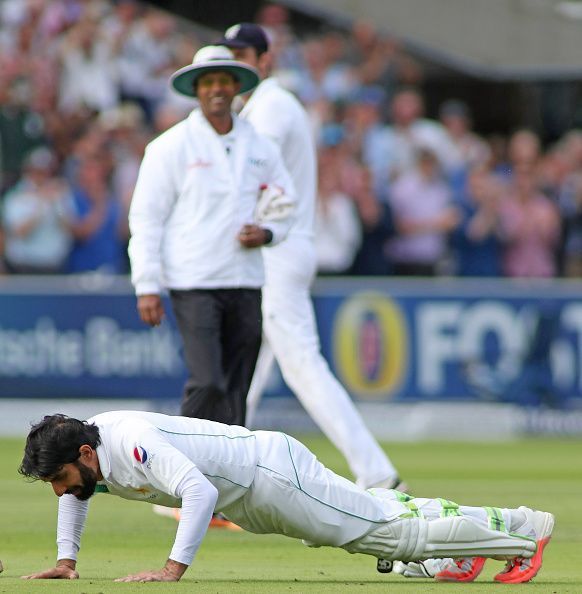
[0,77,46,194]
[556,131,582,277]
[507,129,541,171]
[255,4,307,93]
[350,166,395,276]
[2,147,72,274]
[498,163,560,278]
[486,133,511,176]
[384,88,461,181]
[67,156,125,273]
[439,99,491,170]
[57,17,119,114]
[295,38,356,104]
[101,0,142,54]
[343,86,392,194]
[255,2,301,72]
[387,147,458,276]
[117,7,177,122]
[62,121,110,186]
[99,103,150,270]
[451,166,503,277]
[315,160,361,274]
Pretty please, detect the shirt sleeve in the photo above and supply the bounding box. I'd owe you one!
[127,425,219,566]
[2,193,35,230]
[256,139,296,245]
[56,494,90,561]
[127,140,179,295]
[169,468,218,565]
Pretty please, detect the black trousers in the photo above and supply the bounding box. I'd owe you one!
[170,288,262,426]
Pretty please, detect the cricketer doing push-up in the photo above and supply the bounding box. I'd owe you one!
[19,411,552,583]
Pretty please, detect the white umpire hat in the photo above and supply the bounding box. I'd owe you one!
[170,45,259,98]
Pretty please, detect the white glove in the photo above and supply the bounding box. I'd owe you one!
[393,558,454,578]
[255,183,294,223]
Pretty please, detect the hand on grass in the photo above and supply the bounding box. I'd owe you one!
[22,560,78,580]
[114,559,187,582]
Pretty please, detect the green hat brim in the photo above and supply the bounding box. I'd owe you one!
[170,63,259,98]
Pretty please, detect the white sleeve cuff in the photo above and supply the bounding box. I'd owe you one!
[134,281,162,296]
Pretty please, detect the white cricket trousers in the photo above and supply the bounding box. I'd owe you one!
[220,430,407,546]
[248,235,397,488]
[220,432,537,562]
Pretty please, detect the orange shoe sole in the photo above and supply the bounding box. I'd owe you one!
[494,536,551,584]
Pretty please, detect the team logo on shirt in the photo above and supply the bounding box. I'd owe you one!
[333,292,408,399]
[133,446,148,464]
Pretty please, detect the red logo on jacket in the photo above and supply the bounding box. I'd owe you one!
[187,158,212,169]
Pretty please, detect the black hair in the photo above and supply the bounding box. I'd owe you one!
[19,414,101,481]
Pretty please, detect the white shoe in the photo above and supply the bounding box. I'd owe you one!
[393,558,453,578]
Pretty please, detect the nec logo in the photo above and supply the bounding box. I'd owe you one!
[249,157,267,167]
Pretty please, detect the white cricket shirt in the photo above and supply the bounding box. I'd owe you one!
[240,78,317,239]
[56,411,258,566]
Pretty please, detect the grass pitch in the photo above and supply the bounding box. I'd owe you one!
[1,435,581,593]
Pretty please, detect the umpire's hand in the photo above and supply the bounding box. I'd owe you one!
[237,224,272,248]
[137,294,165,327]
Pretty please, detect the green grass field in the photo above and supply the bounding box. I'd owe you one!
[1,435,581,593]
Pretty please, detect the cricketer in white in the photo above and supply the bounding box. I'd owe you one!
[20,411,553,583]
[219,23,402,490]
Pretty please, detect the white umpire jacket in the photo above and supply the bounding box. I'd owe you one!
[128,109,295,296]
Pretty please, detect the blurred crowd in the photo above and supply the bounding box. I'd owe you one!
[1,0,581,278]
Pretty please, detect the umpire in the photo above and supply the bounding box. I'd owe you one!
[128,45,295,426]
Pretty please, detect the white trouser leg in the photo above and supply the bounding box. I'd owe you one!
[220,431,407,546]
[245,340,275,428]
[369,489,520,535]
[259,238,397,487]
[375,493,514,531]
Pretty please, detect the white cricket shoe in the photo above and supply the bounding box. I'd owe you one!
[393,558,453,578]
[394,557,487,581]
